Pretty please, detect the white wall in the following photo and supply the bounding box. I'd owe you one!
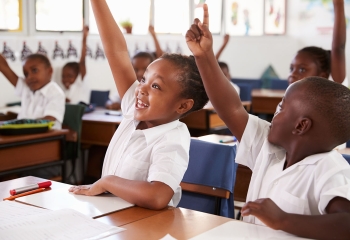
[1,0,350,107]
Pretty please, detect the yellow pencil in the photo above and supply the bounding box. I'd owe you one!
[3,188,46,201]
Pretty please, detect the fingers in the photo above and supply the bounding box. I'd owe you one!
[68,185,91,195]
[186,20,202,41]
[202,4,209,27]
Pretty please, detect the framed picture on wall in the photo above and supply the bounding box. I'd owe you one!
[264,0,286,35]
[224,0,264,36]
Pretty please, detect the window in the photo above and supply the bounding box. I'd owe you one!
[89,0,151,35]
[224,0,264,36]
[35,0,83,32]
[0,0,21,31]
[154,0,189,34]
[193,0,222,34]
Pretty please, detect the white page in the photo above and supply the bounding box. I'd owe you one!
[0,208,124,240]
[0,201,48,224]
[16,186,134,218]
[190,221,311,240]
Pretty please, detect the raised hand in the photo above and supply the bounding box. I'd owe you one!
[241,198,287,230]
[223,34,230,46]
[185,4,213,57]
[83,25,89,39]
[148,25,156,36]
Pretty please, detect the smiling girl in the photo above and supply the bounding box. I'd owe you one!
[69,0,208,210]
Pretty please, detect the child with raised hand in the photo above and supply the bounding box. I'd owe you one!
[288,0,346,85]
[69,0,208,210]
[149,25,164,59]
[186,4,350,239]
[61,25,90,104]
[0,54,65,129]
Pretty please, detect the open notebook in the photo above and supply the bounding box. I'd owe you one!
[16,186,134,218]
[0,201,124,240]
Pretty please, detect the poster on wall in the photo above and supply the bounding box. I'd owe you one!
[264,0,286,34]
[224,0,264,36]
[295,0,350,36]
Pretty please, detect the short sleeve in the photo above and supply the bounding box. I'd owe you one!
[43,84,65,123]
[147,127,190,192]
[121,81,139,115]
[235,114,270,169]
[318,164,350,214]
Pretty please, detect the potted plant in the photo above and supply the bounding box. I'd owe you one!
[120,20,133,34]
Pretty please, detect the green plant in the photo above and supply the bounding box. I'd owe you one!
[119,19,133,28]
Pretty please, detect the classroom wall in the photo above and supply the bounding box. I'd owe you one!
[1,0,349,107]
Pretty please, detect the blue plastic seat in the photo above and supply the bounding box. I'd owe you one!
[90,90,110,107]
[235,83,252,101]
[342,154,350,164]
[178,139,237,218]
[270,78,289,90]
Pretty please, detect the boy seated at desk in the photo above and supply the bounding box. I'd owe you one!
[186,5,350,239]
[0,54,65,129]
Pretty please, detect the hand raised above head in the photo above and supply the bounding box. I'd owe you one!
[185,4,213,57]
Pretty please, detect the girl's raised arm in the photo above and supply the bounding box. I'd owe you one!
[331,0,346,84]
[90,0,136,98]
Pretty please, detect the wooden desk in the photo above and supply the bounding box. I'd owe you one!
[252,89,285,114]
[110,207,231,240]
[82,109,122,146]
[0,177,168,227]
[0,130,68,178]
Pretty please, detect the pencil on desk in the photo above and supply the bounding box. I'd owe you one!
[3,188,46,201]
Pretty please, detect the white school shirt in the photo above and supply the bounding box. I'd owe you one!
[16,77,65,130]
[109,92,121,104]
[236,114,350,226]
[64,74,91,104]
[102,81,190,207]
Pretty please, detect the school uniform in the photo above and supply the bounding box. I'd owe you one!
[236,114,350,226]
[102,81,190,207]
[63,74,90,104]
[109,92,121,104]
[16,77,65,129]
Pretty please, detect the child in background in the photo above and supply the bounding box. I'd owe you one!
[0,54,65,129]
[288,0,346,85]
[106,25,162,110]
[215,34,240,95]
[186,4,350,239]
[105,51,154,110]
[70,0,208,210]
[149,24,164,59]
[61,25,91,104]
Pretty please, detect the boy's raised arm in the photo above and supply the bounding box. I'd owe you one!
[186,4,248,141]
[79,25,89,80]
[90,0,136,99]
[0,54,18,87]
[331,0,346,84]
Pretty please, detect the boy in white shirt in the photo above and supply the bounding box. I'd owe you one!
[186,5,350,239]
[61,26,90,104]
[0,54,65,129]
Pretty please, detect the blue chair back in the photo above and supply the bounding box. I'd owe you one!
[270,79,289,90]
[235,83,252,101]
[90,90,110,107]
[346,141,350,148]
[342,154,350,164]
[231,78,262,90]
[178,139,237,218]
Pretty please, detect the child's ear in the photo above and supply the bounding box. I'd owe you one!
[176,99,194,115]
[47,66,53,76]
[292,117,312,135]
